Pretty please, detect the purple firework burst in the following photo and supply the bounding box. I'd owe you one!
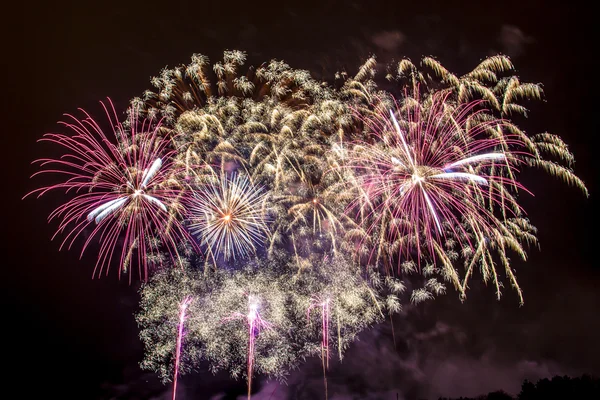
[25,98,197,281]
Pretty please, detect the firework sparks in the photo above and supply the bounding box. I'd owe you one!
[225,296,273,400]
[187,173,269,263]
[308,296,332,399]
[25,98,195,281]
[28,50,587,393]
[172,297,193,400]
[348,92,527,276]
[307,296,331,368]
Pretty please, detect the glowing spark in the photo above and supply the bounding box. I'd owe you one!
[445,153,506,169]
[87,197,128,224]
[429,172,489,186]
[141,158,163,188]
[390,109,415,167]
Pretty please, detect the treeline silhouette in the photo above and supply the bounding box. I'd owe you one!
[437,375,599,400]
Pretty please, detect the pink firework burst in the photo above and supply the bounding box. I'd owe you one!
[25,98,196,281]
[348,91,529,271]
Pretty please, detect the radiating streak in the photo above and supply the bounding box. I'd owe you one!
[420,184,443,234]
[429,172,489,186]
[141,193,168,212]
[141,158,162,188]
[389,110,415,167]
[88,197,128,224]
[445,153,506,169]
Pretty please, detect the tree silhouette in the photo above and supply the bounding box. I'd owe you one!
[437,375,599,400]
[518,375,599,400]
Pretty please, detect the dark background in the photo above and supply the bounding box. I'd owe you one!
[3,1,598,399]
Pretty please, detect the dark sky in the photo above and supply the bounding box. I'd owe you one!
[4,1,598,399]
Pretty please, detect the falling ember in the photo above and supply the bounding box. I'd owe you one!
[172,297,193,400]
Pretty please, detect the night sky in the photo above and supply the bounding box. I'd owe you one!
[4,1,598,399]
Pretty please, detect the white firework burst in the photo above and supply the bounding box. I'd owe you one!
[188,173,270,261]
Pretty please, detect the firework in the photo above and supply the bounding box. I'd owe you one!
[131,50,327,127]
[348,91,527,280]
[224,295,273,400]
[307,296,331,368]
[137,253,401,388]
[172,297,193,400]
[187,172,270,264]
[25,98,195,281]
[27,49,587,397]
[307,295,332,399]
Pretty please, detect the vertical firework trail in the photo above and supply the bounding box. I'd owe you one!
[308,297,331,399]
[226,296,272,399]
[172,297,192,400]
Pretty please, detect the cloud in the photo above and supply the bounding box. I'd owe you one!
[371,30,406,52]
[245,309,580,400]
[102,281,598,400]
[498,25,535,58]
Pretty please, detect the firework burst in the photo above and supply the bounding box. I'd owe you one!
[25,98,195,281]
[27,50,587,396]
[187,172,270,264]
[348,92,527,277]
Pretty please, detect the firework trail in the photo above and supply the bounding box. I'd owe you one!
[349,92,528,273]
[225,296,273,400]
[187,173,269,264]
[307,296,331,368]
[307,296,331,399]
[25,98,196,281]
[172,297,193,400]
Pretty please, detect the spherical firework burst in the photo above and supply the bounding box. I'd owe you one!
[347,91,526,282]
[26,98,195,281]
[187,172,270,263]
